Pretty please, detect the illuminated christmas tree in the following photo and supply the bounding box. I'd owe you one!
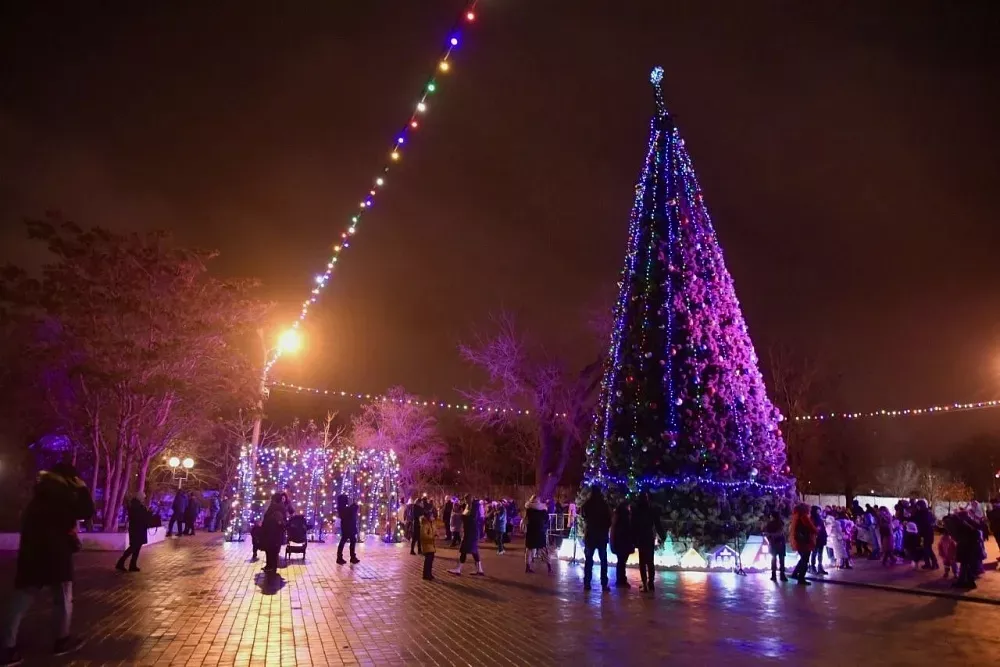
[584,67,795,545]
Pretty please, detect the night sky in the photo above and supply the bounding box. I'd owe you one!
[2,1,999,454]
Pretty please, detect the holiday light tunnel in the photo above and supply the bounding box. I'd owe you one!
[226,445,402,543]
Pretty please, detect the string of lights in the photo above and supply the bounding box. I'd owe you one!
[270,380,1000,422]
[265,1,481,375]
[268,380,549,416]
[791,399,1000,421]
[225,444,401,542]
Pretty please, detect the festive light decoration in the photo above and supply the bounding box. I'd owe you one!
[267,380,557,417]
[225,445,400,543]
[581,68,795,544]
[330,446,402,542]
[269,381,1000,423]
[792,399,1000,421]
[679,548,708,569]
[264,0,481,375]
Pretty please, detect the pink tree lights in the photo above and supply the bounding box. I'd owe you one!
[584,67,795,544]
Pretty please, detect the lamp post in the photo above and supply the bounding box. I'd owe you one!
[169,456,195,488]
[243,327,302,529]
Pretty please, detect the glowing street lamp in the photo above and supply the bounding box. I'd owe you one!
[277,328,302,355]
[168,455,194,487]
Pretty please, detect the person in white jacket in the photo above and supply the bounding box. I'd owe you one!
[826,514,845,567]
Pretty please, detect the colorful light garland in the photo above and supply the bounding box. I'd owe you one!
[225,444,401,543]
[791,399,1000,421]
[268,380,554,416]
[265,1,481,375]
[269,383,1000,423]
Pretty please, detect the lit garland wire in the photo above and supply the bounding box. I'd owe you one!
[268,380,558,416]
[269,380,1000,422]
[265,1,481,375]
[792,399,1000,421]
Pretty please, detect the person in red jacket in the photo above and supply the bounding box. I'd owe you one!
[789,503,817,586]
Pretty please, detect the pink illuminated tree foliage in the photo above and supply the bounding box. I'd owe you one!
[584,68,795,543]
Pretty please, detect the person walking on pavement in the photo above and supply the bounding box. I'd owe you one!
[523,495,551,573]
[409,498,424,555]
[448,496,485,576]
[206,493,222,532]
[419,514,437,580]
[116,492,153,573]
[449,498,463,548]
[789,503,817,585]
[987,500,1000,560]
[581,486,612,592]
[259,494,286,574]
[610,500,634,589]
[915,499,939,570]
[184,492,200,536]
[442,497,454,544]
[167,487,187,537]
[763,511,788,582]
[1,463,94,666]
[630,492,665,592]
[336,494,360,565]
[494,502,508,555]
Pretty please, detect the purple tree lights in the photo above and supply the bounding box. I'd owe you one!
[584,67,795,543]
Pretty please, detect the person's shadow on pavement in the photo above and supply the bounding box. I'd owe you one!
[255,572,286,595]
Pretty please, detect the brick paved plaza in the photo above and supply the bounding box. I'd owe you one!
[2,534,1000,666]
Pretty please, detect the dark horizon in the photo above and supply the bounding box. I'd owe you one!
[2,1,999,458]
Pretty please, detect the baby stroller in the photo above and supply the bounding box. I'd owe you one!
[285,514,308,563]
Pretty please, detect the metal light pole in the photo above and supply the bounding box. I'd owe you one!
[249,329,269,484]
[241,327,301,533]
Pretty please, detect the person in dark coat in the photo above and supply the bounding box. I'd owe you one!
[809,506,828,575]
[207,493,222,532]
[336,494,361,565]
[581,486,612,591]
[523,495,550,573]
[987,501,1000,556]
[763,511,788,582]
[610,500,634,588]
[630,492,665,591]
[116,492,153,572]
[259,494,286,574]
[1,463,94,663]
[494,503,508,555]
[448,496,485,576]
[167,488,187,537]
[913,499,939,570]
[442,498,454,543]
[409,498,425,555]
[184,492,200,535]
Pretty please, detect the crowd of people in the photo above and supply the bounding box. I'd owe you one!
[7,459,1000,667]
[164,489,226,537]
[391,493,560,579]
[778,498,998,589]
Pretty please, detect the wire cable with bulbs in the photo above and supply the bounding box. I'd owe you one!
[268,380,1000,421]
[265,1,481,375]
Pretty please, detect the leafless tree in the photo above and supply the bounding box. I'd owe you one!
[350,387,446,496]
[875,460,922,497]
[459,312,603,500]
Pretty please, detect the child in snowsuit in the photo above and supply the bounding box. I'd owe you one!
[937,528,958,578]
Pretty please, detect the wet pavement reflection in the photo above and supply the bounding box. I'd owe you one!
[1,534,998,665]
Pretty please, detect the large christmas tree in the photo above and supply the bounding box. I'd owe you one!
[585,67,795,544]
